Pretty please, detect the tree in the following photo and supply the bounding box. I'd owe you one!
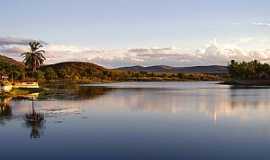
[228,60,270,80]
[33,70,45,80]
[44,67,58,80]
[21,41,46,75]
[177,73,184,79]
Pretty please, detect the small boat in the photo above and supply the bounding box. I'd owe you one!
[0,81,13,92]
[13,81,39,89]
[16,93,40,100]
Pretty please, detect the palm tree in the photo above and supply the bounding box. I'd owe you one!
[21,41,46,74]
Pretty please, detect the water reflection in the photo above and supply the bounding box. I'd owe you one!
[9,84,270,122]
[0,92,46,139]
[79,83,270,123]
[24,99,45,139]
[39,86,113,100]
[24,118,45,139]
[0,87,113,139]
[0,97,12,125]
[3,82,270,138]
[2,82,270,159]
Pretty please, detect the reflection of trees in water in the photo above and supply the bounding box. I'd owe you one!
[0,87,112,139]
[0,94,46,139]
[78,87,113,99]
[229,87,270,109]
[0,93,40,125]
[39,86,113,100]
[0,97,12,125]
[195,87,270,122]
[24,121,45,139]
[24,100,45,139]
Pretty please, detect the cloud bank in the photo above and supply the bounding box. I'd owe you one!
[252,22,270,27]
[1,37,270,68]
[0,37,47,46]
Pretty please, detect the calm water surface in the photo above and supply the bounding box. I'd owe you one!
[1,81,270,159]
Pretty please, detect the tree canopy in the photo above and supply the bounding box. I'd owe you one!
[228,60,270,80]
[21,41,46,73]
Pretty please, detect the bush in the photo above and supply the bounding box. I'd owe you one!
[44,67,58,80]
[33,71,45,80]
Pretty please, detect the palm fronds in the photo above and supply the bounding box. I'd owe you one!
[21,41,46,73]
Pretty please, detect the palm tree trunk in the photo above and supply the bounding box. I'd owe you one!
[33,61,36,73]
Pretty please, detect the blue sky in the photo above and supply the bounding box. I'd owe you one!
[1,0,270,67]
[1,0,269,48]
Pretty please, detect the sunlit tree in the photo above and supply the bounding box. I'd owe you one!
[21,41,46,74]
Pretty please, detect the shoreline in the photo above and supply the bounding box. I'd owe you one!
[221,80,270,86]
[39,79,223,86]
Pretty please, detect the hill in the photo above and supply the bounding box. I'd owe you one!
[39,62,224,81]
[0,55,24,68]
[39,61,113,81]
[41,61,108,73]
[117,65,228,74]
[0,55,224,82]
[0,55,25,79]
[0,55,115,81]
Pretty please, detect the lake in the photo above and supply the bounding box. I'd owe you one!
[1,81,270,159]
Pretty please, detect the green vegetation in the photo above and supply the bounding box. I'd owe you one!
[0,55,25,80]
[40,62,110,81]
[226,60,270,85]
[21,41,46,76]
[0,41,46,81]
[228,60,270,80]
[38,62,222,82]
[0,55,223,83]
[0,40,223,83]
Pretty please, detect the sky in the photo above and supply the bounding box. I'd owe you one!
[1,0,270,68]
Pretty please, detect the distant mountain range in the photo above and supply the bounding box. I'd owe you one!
[117,65,228,74]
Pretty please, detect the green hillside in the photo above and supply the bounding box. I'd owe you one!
[0,55,223,82]
[0,55,126,82]
[0,55,25,80]
[40,62,115,81]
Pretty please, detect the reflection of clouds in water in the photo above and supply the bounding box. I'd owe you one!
[195,89,270,122]
[84,87,270,122]
[11,100,82,117]
[6,84,270,124]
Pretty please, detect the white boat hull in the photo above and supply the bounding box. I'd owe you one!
[13,82,39,89]
[0,85,13,92]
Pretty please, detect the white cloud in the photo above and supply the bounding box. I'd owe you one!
[0,37,47,46]
[252,22,270,27]
[238,37,253,43]
[1,36,270,68]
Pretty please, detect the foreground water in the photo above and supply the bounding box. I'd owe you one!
[1,81,270,159]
